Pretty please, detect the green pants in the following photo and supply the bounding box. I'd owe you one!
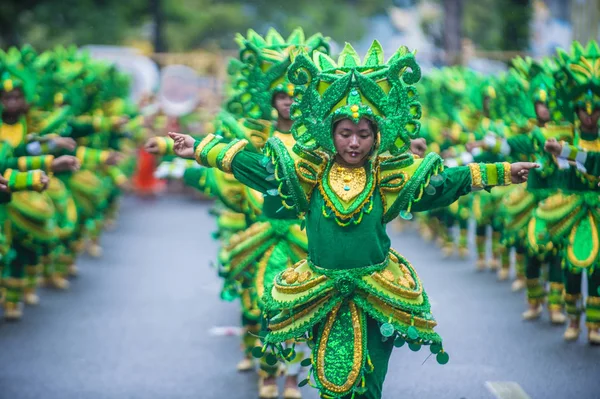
[525,254,563,308]
[564,267,600,326]
[3,240,38,304]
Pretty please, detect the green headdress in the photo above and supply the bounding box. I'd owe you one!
[554,41,600,121]
[288,40,421,156]
[226,27,330,120]
[510,56,557,119]
[0,48,36,102]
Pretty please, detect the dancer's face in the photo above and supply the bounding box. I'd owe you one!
[577,108,600,132]
[273,92,292,120]
[1,88,27,115]
[535,102,550,124]
[333,118,375,167]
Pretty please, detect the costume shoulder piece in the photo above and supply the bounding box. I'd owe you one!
[379,152,444,223]
[264,136,326,214]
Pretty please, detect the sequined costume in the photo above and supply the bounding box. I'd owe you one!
[186,42,517,399]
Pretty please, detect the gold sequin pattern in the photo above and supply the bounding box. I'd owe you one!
[269,294,333,330]
[468,163,483,189]
[502,162,512,185]
[220,139,249,173]
[327,163,367,202]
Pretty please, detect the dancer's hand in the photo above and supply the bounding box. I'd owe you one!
[410,138,427,158]
[0,174,7,192]
[544,138,563,157]
[52,155,80,173]
[53,137,77,151]
[144,137,160,154]
[113,116,130,128]
[39,172,50,190]
[466,141,482,152]
[168,132,195,159]
[106,152,124,166]
[510,162,540,184]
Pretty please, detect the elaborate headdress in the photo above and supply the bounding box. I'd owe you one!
[0,48,36,102]
[288,41,422,156]
[554,41,600,121]
[226,27,330,120]
[510,56,558,120]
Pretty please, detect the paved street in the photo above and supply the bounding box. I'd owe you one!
[1,196,598,399]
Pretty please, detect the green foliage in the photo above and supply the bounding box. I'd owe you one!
[463,0,532,51]
[0,0,391,51]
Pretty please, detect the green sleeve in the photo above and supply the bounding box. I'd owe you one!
[506,134,536,157]
[411,166,473,212]
[193,134,277,195]
[0,192,11,204]
[584,152,600,176]
[230,151,278,195]
[11,142,32,157]
[183,167,206,191]
[68,117,97,138]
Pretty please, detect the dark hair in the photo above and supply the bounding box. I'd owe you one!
[271,91,289,106]
[332,118,378,135]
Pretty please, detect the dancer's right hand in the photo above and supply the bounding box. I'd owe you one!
[544,138,563,157]
[39,172,50,191]
[168,132,195,159]
[0,174,7,192]
[52,155,80,173]
[144,137,160,154]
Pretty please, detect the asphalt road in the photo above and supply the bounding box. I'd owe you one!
[1,196,598,399]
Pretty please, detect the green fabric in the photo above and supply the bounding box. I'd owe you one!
[229,149,474,270]
[583,151,600,176]
[333,316,394,399]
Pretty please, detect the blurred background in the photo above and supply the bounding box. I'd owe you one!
[1,0,598,110]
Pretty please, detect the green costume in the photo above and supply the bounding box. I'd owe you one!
[533,41,600,338]
[188,42,515,399]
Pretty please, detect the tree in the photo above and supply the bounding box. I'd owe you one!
[0,0,393,52]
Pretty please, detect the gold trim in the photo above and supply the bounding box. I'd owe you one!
[371,267,422,299]
[316,301,363,394]
[44,155,54,172]
[156,137,167,155]
[567,212,598,268]
[99,150,110,164]
[502,162,511,185]
[317,163,378,223]
[241,289,260,318]
[587,296,600,306]
[25,265,43,274]
[3,278,25,288]
[194,134,216,164]
[585,321,600,330]
[549,282,564,291]
[564,293,581,302]
[221,139,249,173]
[255,246,276,298]
[366,294,438,329]
[467,163,482,188]
[18,157,27,171]
[275,273,328,294]
[269,294,333,330]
